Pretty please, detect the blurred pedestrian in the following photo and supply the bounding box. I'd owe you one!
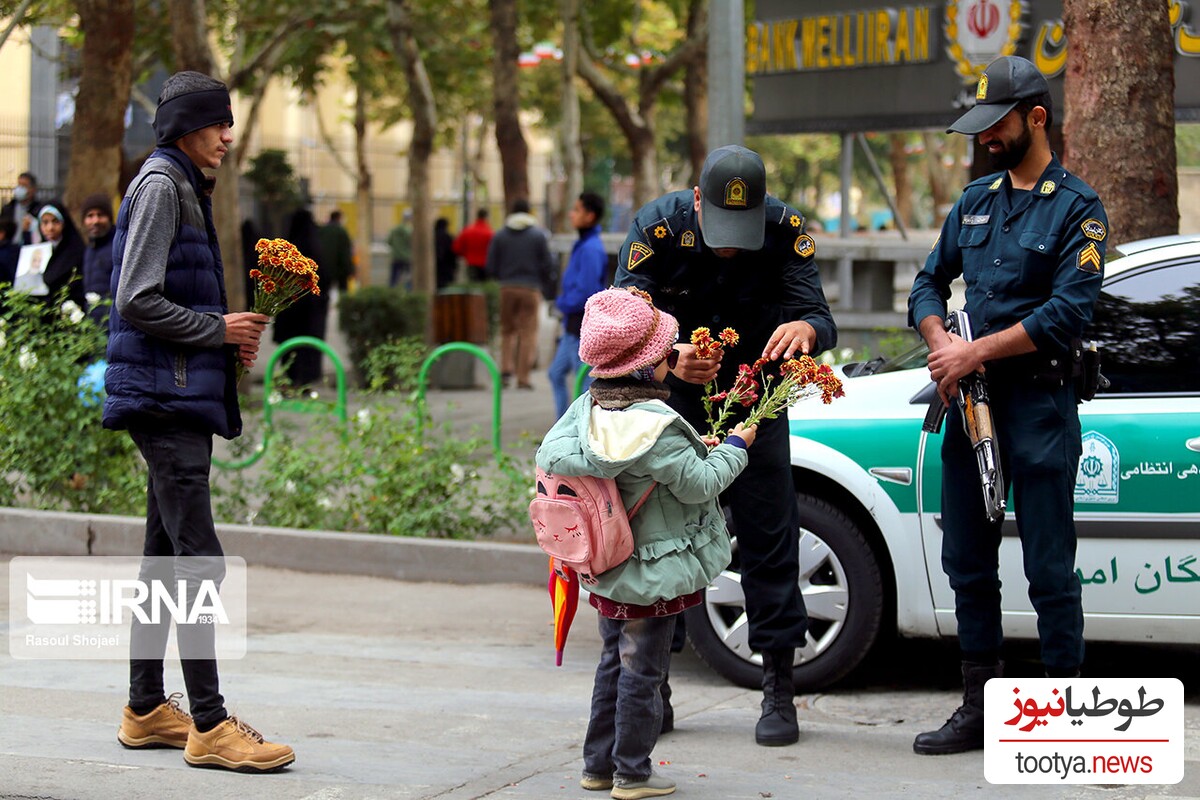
[548,191,608,417]
[272,203,328,386]
[453,207,493,283]
[80,192,115,327]
[485,198,555,389]
[33,203,86,307]
[434,216,457,289]
[318,209,354,293]
[1,171,44,246]
[387,208,412,289]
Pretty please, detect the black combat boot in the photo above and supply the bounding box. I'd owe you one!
[755,649,799,746]
[912,661,1004,755]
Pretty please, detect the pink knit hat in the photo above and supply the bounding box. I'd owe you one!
[579,288,679,378]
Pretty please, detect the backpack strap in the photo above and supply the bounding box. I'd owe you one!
[627,482,657,518]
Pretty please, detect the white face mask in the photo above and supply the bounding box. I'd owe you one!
[13,185,28,202]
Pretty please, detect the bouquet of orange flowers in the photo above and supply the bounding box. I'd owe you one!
[696,324,845,438]
[237,238,321,383]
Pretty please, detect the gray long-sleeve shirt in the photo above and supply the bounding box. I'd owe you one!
[114,173,225,348]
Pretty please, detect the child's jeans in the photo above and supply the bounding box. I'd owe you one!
[582,613,676,782]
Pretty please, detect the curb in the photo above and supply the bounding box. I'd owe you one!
[0,507,546,586]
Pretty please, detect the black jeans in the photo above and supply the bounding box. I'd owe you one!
[127,427,227,730]
[668,389,808,651]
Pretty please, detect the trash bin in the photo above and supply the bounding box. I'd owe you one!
[430,289,489,389]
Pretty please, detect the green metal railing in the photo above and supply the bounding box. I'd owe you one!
[414,342,503,460]
[212,336,348,470]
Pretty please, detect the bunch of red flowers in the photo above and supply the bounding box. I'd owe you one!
[695,324,845,438]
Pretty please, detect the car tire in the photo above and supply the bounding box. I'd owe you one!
[684,493,885,691]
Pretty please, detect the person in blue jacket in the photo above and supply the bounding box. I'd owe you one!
[909,56,1107,755]
[548,191,609,417]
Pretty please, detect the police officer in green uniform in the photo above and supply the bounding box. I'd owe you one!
[616,145,836,747]
[908,56,1107,755]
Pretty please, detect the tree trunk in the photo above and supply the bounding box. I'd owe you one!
[169,0,215,74]
[922,132,964,222]
[168,0,245,309]
[389,0,438,304]
[559,0,583,230]
[888,133,912,230]
[683,0,708,187]
[490,0,529,208]
[1062,0,1177,242]
[66,0,134,215]
[353,87,373,288]
[630,127,658,209]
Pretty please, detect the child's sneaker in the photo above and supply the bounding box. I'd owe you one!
[611,771,676,799]
[117,692,192,749]
[183,716,295,773]
[581,772,614,790]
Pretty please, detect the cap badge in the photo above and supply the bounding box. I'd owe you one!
[1040,180,1056,195]
[1081,219,1106,241]
[680,230,695,248]
[976,73,989,101]
[793,234,815,258]
[627,241,654,271]
[724,177,748,208]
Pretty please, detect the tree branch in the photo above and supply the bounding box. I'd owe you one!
[0,0,35,52]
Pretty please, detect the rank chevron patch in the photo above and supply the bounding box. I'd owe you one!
[1077,241,1102,274]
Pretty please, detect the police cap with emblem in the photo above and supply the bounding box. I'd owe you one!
[947,56,1050,136]
[698,145,767,251]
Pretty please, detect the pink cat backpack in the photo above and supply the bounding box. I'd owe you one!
[530,467,656,582]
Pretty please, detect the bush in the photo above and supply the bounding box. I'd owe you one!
[0,289,145,513]
[337,286,429,382]
[211,406,532,538]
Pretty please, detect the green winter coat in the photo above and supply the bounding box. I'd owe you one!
[536,394,745,605]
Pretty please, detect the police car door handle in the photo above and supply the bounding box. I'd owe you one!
[1187,437,1200,453]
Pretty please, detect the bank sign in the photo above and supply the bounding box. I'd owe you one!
[749,0,1200,132]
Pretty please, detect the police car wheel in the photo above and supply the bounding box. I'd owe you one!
[684,493,885,691]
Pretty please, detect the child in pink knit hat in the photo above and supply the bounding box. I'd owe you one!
[536,287,756,799]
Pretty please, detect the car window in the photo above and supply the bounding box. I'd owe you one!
[1086,261,1200,394]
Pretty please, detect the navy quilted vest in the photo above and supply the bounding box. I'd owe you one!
[102,147,240,438]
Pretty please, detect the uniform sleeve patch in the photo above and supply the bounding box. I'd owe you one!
[680,230,695,248]
[627,241,654,271]
[794,234,816,258]
[1077,241,1102,274]
[1081,219,1107,241]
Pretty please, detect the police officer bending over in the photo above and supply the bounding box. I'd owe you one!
[617,145,836,747]
[908,56,1107,755]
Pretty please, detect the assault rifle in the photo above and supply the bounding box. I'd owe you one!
[922,310,1007,524]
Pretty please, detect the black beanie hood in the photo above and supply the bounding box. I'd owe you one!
[153,71,234,146]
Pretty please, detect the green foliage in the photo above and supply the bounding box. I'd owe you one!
[245,149,303,208]
[0,289,145,513]
[1178,123,1200,168]
[361,337,429,392]
[337,286,430,381]
[211,406,532,538]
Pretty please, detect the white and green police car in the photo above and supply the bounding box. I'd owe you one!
[685,235,1200,690]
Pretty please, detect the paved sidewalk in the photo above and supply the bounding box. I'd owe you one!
[2,560,1197,800]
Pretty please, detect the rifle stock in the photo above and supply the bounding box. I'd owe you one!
[922,310,1007,523]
